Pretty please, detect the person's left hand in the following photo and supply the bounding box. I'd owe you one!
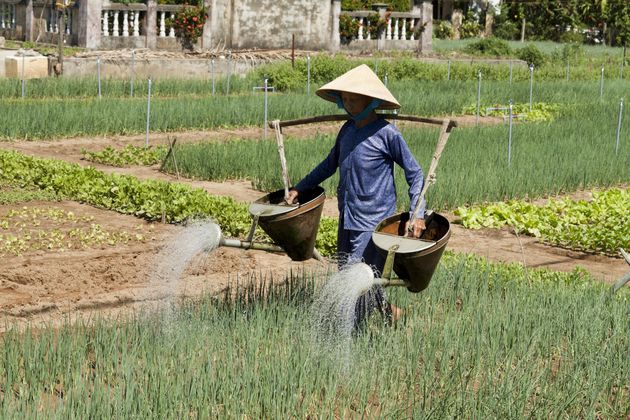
[405,218,426,238]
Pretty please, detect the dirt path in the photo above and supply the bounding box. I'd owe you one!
[0,200,326,332]
[0,122,627,328]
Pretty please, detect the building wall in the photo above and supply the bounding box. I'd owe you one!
[223,0,333,50]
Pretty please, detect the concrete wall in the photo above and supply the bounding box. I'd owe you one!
[62,56,261,80]
[0,0,430,53]
[227,0,332,50]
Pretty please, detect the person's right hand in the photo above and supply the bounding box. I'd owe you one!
[285,189,299,205]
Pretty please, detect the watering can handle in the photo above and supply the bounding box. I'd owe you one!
[272,120,292,201]
[409,119,454,227]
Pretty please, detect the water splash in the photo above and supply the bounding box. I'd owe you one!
[310,262,377,352]
[150,220,221,308]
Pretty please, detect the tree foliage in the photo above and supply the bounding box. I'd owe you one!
[341,0,411,12]
[498,0,629,46]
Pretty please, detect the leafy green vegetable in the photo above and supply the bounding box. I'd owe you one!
[82,145,166,167]
[0,150,339,256]
[454,188,630,255]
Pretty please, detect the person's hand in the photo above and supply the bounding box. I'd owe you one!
[285,189,299,205]
[405,218,426,238]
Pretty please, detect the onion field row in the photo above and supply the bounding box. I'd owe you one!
[1,256,627,417]
[0,79,627,140]
[162,100,628,210]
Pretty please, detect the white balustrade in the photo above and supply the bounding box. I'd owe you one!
[66,11,72,35]
[102,9,145,37]
[341,12,422,44]
[159,11,166,37]
[358,18,364,40]
[112,11,119,36]
[133,11,140,36]
[102,10,109,36]
[122,11,129,37]
[400,18,406,40]
[1,4,16,29]
[169,13,175,37]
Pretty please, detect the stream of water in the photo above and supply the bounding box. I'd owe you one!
[150,221,221,308]
[310,262,377,350]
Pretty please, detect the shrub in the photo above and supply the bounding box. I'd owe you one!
[341,0,410,12]
[493,19,519,40]
[366,12,387,38]
[559,30,585,44]
[434,20,454,39]
[464,37,512,56]
[517,44,546,67]
[460,11,482,39]
[550,42,585,64]
[253,63,305,92]
[460,21,482,39]
[166,6,207,50]
[339,14,360,43]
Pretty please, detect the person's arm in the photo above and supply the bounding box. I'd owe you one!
[287,128,344,203]
[389,132,426,237]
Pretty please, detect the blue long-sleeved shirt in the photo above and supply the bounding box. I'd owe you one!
[295,118,425,231]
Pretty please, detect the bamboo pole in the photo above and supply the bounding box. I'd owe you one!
[272,120,292,201]
[409,119,453,226]
[269,114,458,130]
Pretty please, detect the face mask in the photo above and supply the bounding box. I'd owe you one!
[332,93,382,122]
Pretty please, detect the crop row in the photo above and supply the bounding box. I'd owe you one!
[1,51,625,99]
[454,188,629,256]
[0,78,627,140]
[0,150,339,256]
[0,207,152,256]
[0,253,627,417]
[161,99,628,211]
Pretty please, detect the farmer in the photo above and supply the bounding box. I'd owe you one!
[286,64,426,326]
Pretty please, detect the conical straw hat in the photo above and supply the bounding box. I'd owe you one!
[316,64,400,110]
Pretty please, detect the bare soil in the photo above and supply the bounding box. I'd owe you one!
[0,121,627,329]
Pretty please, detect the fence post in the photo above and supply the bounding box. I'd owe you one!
[476,70,482,126]
[616,98,624,156]
[447,59,451,81]
[508,99,513,166]
[226,50,232,95]
[146,78,152,147]
[264,78,269,139]
[130,49,135,97]
[211,58,215,95]
[97,56,102,98]
[21,53,25,99]
[307,54,311,95]
[599,64,604,100]
[621,44,626,80]
[528,64,534,112]
[566,59,570,81]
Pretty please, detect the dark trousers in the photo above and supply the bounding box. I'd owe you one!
[337,219,391,328]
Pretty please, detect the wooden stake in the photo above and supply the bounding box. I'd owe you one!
[410,119,453,225]
[272,120,291,201]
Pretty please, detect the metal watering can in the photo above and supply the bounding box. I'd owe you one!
[212,120,326,262]
[371,118,456,292]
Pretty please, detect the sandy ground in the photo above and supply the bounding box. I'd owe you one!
[0,120,627,330]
